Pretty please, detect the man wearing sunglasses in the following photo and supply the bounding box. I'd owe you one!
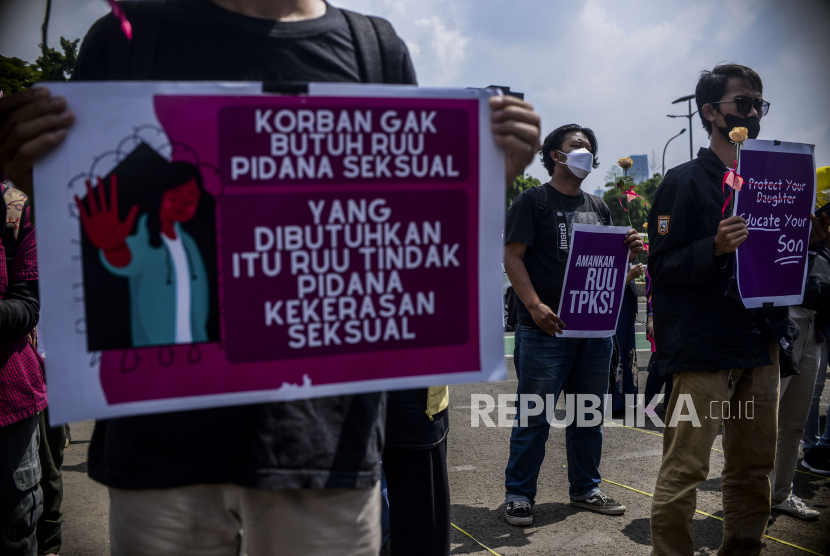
[648,64,828,555]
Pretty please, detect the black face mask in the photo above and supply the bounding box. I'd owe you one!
[716,111,761,142]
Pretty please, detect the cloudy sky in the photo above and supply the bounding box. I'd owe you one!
[2,0,828,194]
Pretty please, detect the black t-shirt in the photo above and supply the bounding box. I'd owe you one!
[505,184,612,329]
[75,0,417,85]
[75,0,417,490]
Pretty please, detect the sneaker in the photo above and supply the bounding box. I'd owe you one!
[801,448,830,476]
[570,492,626,515]
[504,500,533,526]
[771,495,819,520]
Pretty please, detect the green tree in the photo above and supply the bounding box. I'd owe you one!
[33,37,79,82]
[506,173,542,212]
[0,56,39,94]
[0,36,79,95]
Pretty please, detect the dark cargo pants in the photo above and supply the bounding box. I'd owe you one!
[37,409,65,555]
[1,414,43,556]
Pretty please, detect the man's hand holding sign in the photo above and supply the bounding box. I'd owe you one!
[713,215,749,257]
[625,228,645,259]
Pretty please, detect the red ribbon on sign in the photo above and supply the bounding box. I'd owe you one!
[106,0,133,40]
[721,160,744,216]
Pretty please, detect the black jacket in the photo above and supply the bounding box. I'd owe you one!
[648,148,771,374]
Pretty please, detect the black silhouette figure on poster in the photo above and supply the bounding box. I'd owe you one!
[76,143,219,351]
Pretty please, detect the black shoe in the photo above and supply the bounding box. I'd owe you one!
[802,447,830,475]
[505,500,533,526]
[570,492,626,515]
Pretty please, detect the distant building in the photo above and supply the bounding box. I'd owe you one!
[628,154,649,184]
[594,187,604,198]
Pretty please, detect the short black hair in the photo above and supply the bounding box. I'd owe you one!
[695,63,763,136]
[539,124,599,177]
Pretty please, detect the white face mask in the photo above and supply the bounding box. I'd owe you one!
[557,148,594,179]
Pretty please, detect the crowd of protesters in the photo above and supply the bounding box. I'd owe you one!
[0,1,828,556]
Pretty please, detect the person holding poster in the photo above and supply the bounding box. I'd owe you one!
[502,124,643,526]
[0,2,542,555]
[647,64,828,555]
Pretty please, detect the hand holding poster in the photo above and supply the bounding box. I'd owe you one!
[556,224,631,337]
[33,82,506,424]
[734,140,817,308]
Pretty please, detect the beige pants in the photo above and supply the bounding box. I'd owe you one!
[108,482,380,556]
[650,341,779,556]
[770,315,822,501]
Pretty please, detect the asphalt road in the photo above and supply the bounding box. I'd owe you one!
[446,358,830,556]
[58,356,830,556]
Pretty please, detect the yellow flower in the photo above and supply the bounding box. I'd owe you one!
[643,222,648,229]
[617,157,633,169]
[729,127,748,143]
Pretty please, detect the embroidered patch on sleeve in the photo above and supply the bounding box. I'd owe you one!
[658,215,670,235]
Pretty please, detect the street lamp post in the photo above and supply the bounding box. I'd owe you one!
[662,128,686,177]
[668,94,697,161]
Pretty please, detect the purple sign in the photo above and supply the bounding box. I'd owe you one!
[556,224,630,337]
[217,105,470,185]
[220,190,470,363]
[734,140,816,308]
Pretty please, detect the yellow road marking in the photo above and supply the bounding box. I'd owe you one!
[451,523,503,556]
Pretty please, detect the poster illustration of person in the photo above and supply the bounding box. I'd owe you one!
[76,143,220,350]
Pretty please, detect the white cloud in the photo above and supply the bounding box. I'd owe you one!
[404,39,421,59]
[413,16,470,81]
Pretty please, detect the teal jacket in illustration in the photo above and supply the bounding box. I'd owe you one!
[101,214,210,347]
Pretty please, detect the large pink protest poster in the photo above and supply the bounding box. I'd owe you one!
[33,83,505,423]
